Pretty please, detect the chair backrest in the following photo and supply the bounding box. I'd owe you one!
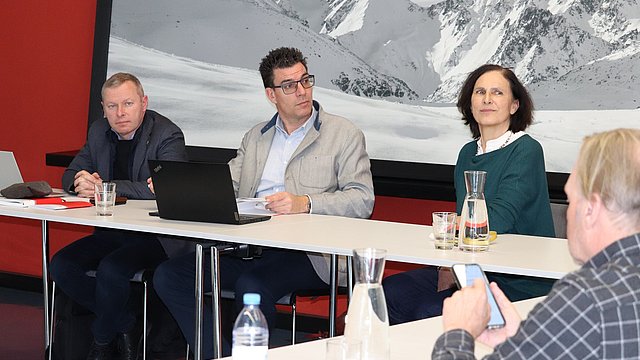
[550,202,568,239]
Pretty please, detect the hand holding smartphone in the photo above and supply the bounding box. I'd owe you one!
[451,263,506,329]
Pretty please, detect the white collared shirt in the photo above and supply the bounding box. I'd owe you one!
[255,108,317,198]
[476,130,525,155]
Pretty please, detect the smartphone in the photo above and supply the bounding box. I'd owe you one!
[451,263,506,329]
[89,196,128,205]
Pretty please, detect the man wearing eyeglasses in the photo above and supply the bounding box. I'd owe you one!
[154,47,374,357]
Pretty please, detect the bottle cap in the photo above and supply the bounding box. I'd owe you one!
[243,293,261,305]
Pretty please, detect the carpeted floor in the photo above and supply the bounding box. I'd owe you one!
[0,287,45,359]
[0,286,324,359]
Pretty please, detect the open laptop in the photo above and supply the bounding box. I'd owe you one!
[0,151,24,190]
[148,160,271,225]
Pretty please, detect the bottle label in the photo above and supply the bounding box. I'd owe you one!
[232,345,268,360]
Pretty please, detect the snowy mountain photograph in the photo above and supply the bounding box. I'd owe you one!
[108,0,640,173]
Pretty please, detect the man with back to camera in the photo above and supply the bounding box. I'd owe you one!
[432,128,640,359]
[49,72,188,360]
[153,47,375,357]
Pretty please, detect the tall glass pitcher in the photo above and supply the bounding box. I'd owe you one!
[459,170,490,252]
[344,248,389,360]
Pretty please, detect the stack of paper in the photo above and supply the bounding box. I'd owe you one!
[236,197,273,215]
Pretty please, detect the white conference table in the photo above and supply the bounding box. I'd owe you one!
[221,296,545,360]
[0,200,577,359]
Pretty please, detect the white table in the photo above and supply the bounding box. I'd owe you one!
[223,296,544,360]
[219,215,576,279]
[0,200,577,359]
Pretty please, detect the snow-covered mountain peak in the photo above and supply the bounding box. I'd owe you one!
[112,0,639,109]
[320,0,370,38]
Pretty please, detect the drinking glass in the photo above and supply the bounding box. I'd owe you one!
[94,182,116,216]
[432,212,456,250]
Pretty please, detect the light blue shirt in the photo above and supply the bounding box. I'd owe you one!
[255,107,317,198]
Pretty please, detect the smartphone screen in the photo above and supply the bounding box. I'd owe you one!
[451,263,505,329]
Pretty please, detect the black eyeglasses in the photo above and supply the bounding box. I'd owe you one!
[272,75,315,95]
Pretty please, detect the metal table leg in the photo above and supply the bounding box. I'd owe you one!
[194,244,204,360]
[347,255,353,300]
[42,220,50,349]
[194,243,224,360]
[210,246,222,359]
[329,254,338,337]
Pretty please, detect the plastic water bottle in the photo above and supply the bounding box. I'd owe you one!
[232,293,269,360]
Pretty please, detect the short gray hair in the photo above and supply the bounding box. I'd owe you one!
[101,72,145,99]
[576,128,640,225]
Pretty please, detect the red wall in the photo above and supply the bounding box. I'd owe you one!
[371,196,456,226]
[0,1,98,276]
[372,196,456,277]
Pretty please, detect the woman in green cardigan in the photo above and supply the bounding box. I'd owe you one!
[383,64,556,325]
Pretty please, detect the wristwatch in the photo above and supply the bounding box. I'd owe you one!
[304,194,312,213]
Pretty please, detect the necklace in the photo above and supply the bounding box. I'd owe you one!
[477,131,513,155]
[499,131,513,149]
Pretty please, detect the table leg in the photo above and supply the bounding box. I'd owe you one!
[194,244,223,360]
[194,244,204,360]
[42,220,50,349]
[329,254,337,337]
[347,255,353,300]
[210,246,222,359]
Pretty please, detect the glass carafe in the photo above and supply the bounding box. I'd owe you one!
[343,248,389,360]
[459,170,490,252]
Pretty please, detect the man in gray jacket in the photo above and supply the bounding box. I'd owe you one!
[154,47,374,358]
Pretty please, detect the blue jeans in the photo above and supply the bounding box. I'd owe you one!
[154,247,326,358]
[383,266,454,325]
[383,266,556,325]
[49,228,167,343]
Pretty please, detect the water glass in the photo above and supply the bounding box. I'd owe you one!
[326,338,361,360]
[94,182,116,216]
[432,212,456,250]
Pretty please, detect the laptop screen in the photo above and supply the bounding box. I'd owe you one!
[148,160,270,225]
[0,151,24,190]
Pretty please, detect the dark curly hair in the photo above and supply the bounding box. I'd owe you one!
[456,64,534,139]
[259,47,308,88]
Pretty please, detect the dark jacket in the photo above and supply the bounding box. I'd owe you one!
[62,110,188,199]
[62,110,190,257]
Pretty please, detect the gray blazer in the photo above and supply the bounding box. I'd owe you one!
[229,101,374,283]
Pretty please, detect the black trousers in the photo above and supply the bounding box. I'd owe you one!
[49,228,167,343]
